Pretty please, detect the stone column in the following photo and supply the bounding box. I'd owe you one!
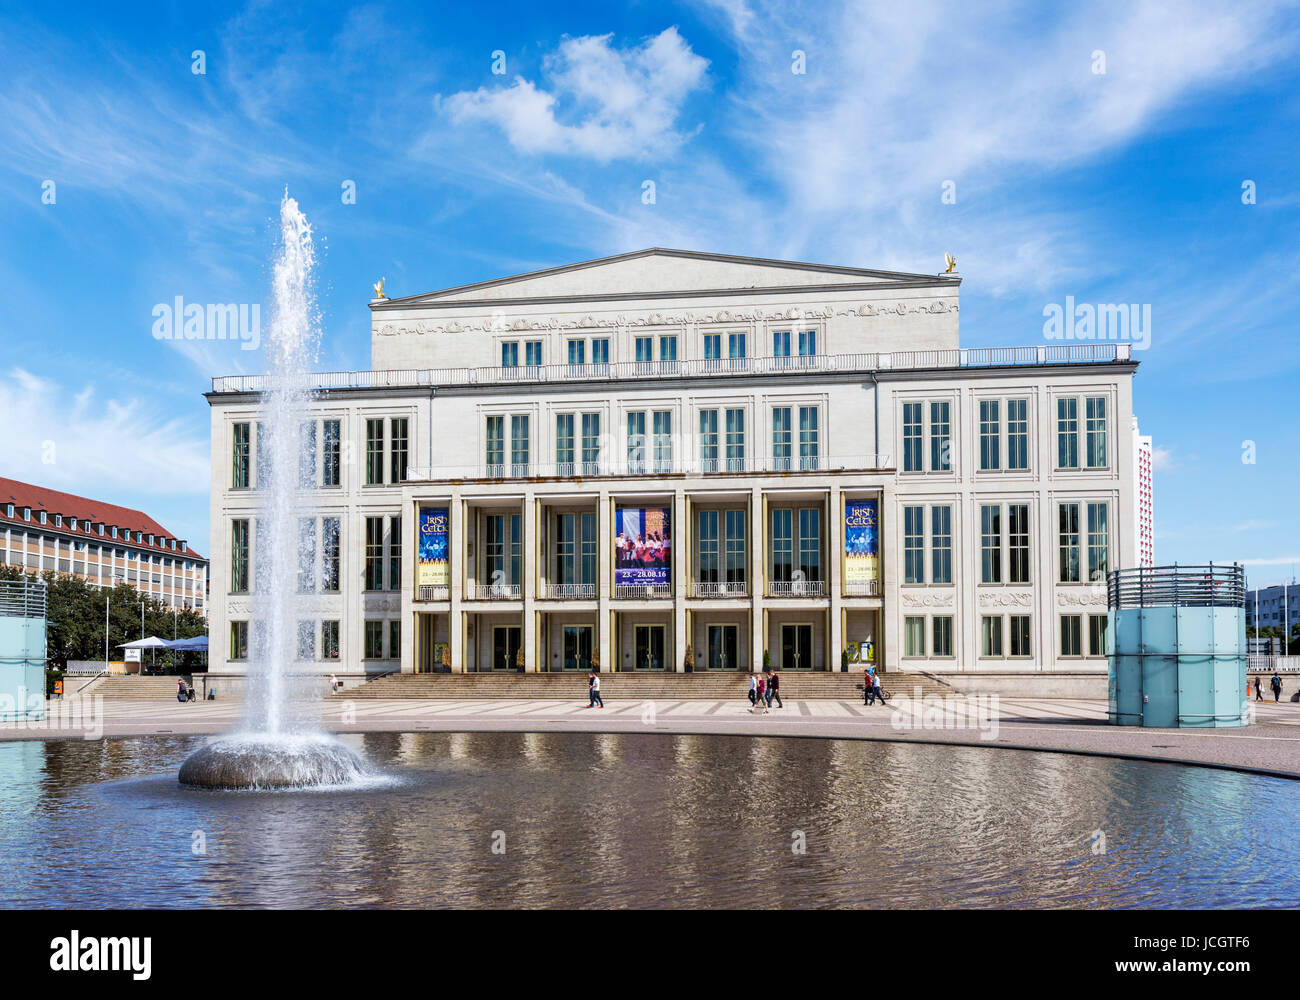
[673,489,687,671]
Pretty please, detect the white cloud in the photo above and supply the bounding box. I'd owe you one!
[0,368,209,500]
[442,28,709,161]
[1151,445,1175,471]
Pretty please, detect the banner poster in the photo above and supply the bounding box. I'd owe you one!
[417,507,449,587]
[844,499,879,584]
[614,506,671,586]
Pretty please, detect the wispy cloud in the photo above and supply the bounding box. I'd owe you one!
[442,28,710,161]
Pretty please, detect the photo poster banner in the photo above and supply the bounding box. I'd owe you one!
[417,506,449,587]
[614,506,671,586]
[844,499,879,584]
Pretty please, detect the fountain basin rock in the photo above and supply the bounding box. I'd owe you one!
[179,735,367,789]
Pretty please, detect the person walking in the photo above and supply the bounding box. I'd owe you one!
[871,667,887,706]
[768,670,783,709]
[587,671,604,708]
[756,674,769,714]
[1271,672,1283,703]
[1254,676,1264,701]
[748,673,758,708]
[863,666,873,706]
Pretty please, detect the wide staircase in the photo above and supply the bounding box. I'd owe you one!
[338,671,953,701]
[77,675,192,699]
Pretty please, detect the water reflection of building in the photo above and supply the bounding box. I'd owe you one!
[206,250,1140,677]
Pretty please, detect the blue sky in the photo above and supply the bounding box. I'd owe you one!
[0,0,1297,583]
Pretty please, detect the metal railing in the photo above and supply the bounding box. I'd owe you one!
[408,452,888,481]
[0,578,46,618]
[768,579,827,597]
[211,344,1133,395]
[1247,655,1300,673]
[539,582,597,599]
[1107,564,1245,609]
[466,583,522,601]
[415,584,450,602]
[843,580,880,596]
[614,584,672,600]
[689,581,749,598]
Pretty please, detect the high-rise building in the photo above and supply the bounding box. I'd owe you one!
[206,249,1140,676]
[1131,416,1154,567]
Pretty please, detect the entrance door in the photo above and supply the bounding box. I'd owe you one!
[492,626,521,670]
[707,624,739,669]
[634,625,666,670]
[563,625,593,671]
[780,623,814,670]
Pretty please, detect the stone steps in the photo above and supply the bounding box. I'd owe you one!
[87,675,193,699]
[337,671,953,700]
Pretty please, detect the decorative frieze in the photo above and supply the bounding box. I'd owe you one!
[902,590,955,608]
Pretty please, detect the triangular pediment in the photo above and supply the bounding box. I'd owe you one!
[383,249,948,306]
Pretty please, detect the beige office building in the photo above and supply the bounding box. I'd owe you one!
[206,249,1140,679]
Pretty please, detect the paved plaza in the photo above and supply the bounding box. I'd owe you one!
[3,695,1298,778]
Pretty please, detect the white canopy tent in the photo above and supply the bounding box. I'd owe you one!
[117,636,172,674]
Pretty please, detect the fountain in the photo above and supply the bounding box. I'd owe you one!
[180,194,367,789]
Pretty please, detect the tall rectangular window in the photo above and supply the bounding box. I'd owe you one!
[770,508,792,582]
[525,340,542,367]
[626,411,646,474]
[1010,615,1031,657]
[1059,503,1080,583]
[567,340,585,365]
[366,418,384,485]
[980,504,1001,583]
[1061,615,1083,656]
[635,336,653,363]
[981,616,1003,656]
[232,422,250,488]
[798,507,821,581]
[724,408,745,471]
[389,515,402,590]
[321,621,340,660]
[484,514,522,586]
[389,620,401,660]
[230,519,249,593]
[904,616,925,657]
[724,509,746,584]
[703,333,721,361]
[1088,614,1108,656]
[772,407,792,470]
[1057,398,1079,469]
[1086,396,1108,468]
[580,412,600,475]
[930,401,951,471]
[364,620,383,659]
[659,335,677,362]
[773,330,791,357]
[297,620,315,661]
[697,509,719,584]
[229,620,249,660]
[390,418,409,484]
[700,409,719,473]
[728,332,746,359]
[1087,502,1109,581]
[510,415,530,475]
[556,414,575,476]
[903,505,924,584]
[322,517,340,592]
[903,402,923,472]
[256,421,271,488]
[798,330,816,356]
[652,410,672,473]
[591,338,609,365]
[931,505,952,584]
[932,616,954,657]
[322,419,341,486]
[979,400,1000,470]
[1007,399,1029,470]
[486,416,504,476]
[1008,503,1030,584]
[501,342,519,368]
[798,406,819,470]
[297,517,316,592]
[365,516,384,590]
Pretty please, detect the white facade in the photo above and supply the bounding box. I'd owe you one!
[206,249,1139,676]
[1132,416,1154,567]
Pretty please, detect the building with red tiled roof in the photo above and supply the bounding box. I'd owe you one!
[0,477,208,615]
